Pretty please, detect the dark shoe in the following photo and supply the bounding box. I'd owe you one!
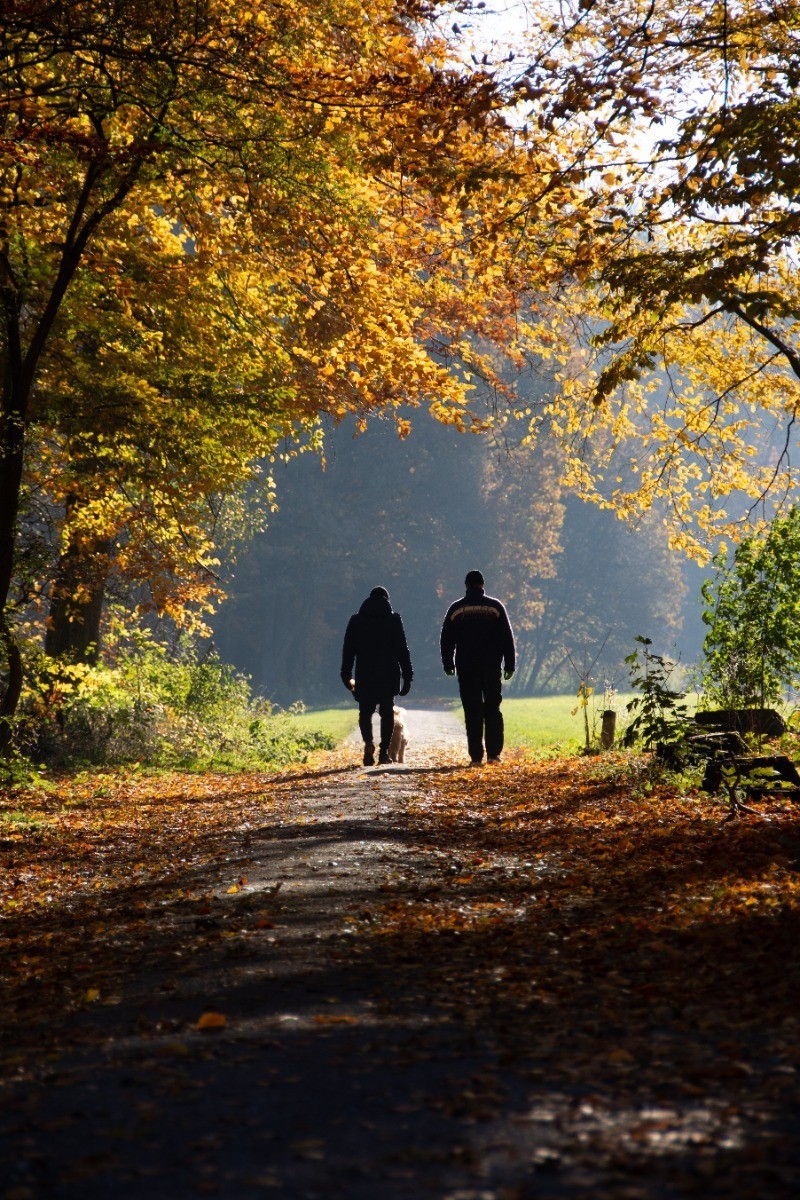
[469,757,484,766]
[378,749,391,765]
[363,743,375,766]
[487,756,501,764]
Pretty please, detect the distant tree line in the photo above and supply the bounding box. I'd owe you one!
[213,406,695,703]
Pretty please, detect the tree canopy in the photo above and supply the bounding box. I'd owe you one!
[513,0,800,555]
[6,0,800,746]
[0,0,581,739]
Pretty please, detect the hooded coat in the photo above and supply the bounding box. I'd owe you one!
[341,592,412,701]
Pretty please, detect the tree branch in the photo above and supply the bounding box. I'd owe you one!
[724,300,800,382]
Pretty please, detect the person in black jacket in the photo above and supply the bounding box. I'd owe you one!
[441,570,515,765]
[341,587,412,766]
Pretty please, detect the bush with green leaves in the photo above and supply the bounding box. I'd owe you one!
[701,509,800,709]
[13,618,334,770]
[623,636,692,752]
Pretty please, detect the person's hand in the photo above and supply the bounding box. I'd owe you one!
[342,675,355,692]
[444,667,455,677]
[399,678,411,697]
[503,668,514,681]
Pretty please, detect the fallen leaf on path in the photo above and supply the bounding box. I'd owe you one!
[195,1011,226,1031]
[608,1047,636,1064]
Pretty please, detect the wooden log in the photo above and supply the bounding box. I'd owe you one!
[694,709,786,737]
[600,709,617,749]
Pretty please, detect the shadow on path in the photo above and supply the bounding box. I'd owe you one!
[3,736,800,1200]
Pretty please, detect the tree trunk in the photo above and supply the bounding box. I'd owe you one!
[0,153,142,754]
[44,532,111,664]
[0,617,23,730]
[0,322,29,754]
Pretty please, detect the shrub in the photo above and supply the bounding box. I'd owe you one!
[701,508,800,709]
[623,637,691,752]
[12,620,333,770]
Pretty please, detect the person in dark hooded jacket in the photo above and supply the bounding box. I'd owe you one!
[341,587,412,765]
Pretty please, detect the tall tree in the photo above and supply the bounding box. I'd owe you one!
[1,0,582,746]
[484,433,566,675]
[512,0,800,556]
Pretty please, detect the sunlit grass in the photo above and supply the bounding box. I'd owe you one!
[289,695,644,752]
[502,693,638,750]
[287,704,357,744]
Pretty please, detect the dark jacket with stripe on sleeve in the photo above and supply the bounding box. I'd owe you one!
[440,587,515,675]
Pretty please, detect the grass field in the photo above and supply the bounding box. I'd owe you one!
[287,704,357,745]
[502,693,637,750]
[288,694,641,752]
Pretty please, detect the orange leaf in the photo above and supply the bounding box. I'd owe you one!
[196,1011,227,1031]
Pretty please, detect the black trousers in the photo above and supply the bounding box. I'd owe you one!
[358,694,394,752]
[457,666,503,761]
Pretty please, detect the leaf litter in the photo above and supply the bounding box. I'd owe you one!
[1,746,800,1197]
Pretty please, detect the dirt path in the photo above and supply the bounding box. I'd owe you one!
[1,710,497,1200]
[2,712,800,1199]
[344,704,465,757]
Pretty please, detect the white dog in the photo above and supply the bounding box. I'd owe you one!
[388,706,409,763]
